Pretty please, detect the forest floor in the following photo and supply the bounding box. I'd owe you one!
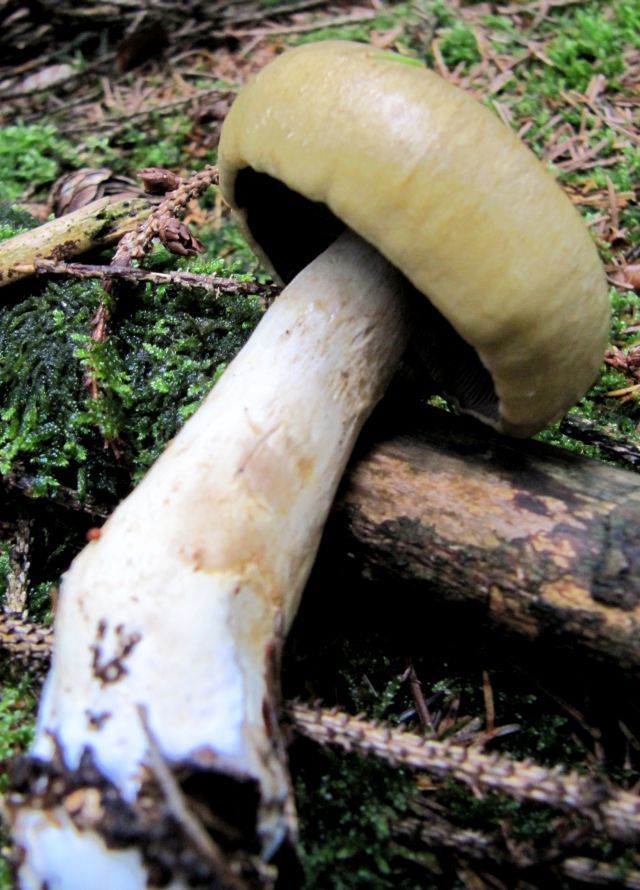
[0,1,639,888]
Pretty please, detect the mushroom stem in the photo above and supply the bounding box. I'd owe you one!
[9,230,412,887]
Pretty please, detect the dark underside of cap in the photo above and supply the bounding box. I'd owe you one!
[234,168,499,425]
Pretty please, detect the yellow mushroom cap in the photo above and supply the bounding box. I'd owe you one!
[218,40,609,437]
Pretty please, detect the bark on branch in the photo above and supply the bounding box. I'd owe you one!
[336,406,640,672]
[0,196,155,288]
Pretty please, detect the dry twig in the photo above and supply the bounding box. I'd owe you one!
[287,702,640,844]
[112,164,219,265]
[31,258,278,300]
[2,519,31,614]
[214,10,376,41]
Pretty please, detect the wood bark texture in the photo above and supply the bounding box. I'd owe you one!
[337,407,640,671]
[0,196,154,288]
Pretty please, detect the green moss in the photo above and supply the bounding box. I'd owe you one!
[502,706,584,766]
[116,263,264,477]
[438,23,481,69]
[421,0,456,29]
[0,279,114,498]
[0,254,264,500]
[483,14,516,35]
[609,287,640,341]
[109,113,193,171]
[507,1,640,100]
[0,679,37,789]
[214,233,264,275]
[0,678,38,887]
[0,114,198,208]
[0,203,41,241]
[338,650,412,723]
[294,746,420,890]
[0,125,76,202]
[544,11,625,90]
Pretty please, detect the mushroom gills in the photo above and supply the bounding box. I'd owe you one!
[404,294,500,424]
[235,168,500,425]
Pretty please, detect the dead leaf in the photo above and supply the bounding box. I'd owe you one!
[14,64,75,94]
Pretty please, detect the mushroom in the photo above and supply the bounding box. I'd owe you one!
[8,41,608,889]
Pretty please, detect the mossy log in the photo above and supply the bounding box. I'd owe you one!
[0,196,154,288]
[337,407,640,671]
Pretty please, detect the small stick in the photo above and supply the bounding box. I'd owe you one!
[482,670,495,736]
[405,660,433,729]
[113,164,219,265]
[30,258,278,299]
[3,519,32,614]
[71,88,235,136]
[561,857,640,888]
[215,11,376,40]
[287,702,640,844]
[225,0,335,26]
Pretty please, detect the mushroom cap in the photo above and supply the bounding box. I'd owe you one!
[218,40,609,437]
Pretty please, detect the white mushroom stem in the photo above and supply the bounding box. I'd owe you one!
[10,230,412,888]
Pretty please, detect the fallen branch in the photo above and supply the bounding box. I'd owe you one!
[337,406,640,672]
[288,702,640,844]
[397,811,640,889]
[561,858,640,888]
[1,469,110,518]
[0,167,218,292]
[30,258,278,299]
[0,196,155,289]
[0,615,53,673]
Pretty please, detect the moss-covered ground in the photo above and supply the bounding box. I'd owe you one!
[1,1,639,887]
